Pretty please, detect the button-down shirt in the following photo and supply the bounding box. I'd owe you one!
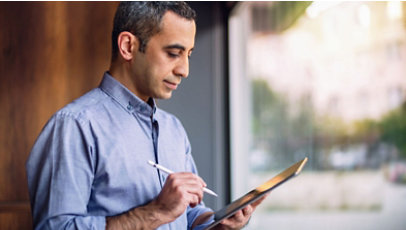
[26,72,213,229]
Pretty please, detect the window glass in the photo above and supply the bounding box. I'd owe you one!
[229,2,406,229]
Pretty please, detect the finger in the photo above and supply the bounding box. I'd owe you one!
[180,183,204,205]
[169,173,207,194]
[220,211,245,228]
[178,178,205,202]
[165,173,206,206]
[232,210,245,222]
[180,179,204,195]
[189,187,204,204]
[221,217,238,227]
[166,173,205,192]
[186,191,202,207]
[189,197,198,208]
[220,218,234,228]
[172,172,207,186]
[251,193,269,208]
[242,205,253,216]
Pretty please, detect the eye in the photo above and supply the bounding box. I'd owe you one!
[167,52,180,58]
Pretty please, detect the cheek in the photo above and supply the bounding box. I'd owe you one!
[147,54,174,77]
[150,65,172,84]
[145,67,161,84]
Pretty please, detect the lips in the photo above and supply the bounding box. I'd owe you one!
[164,80,178,90]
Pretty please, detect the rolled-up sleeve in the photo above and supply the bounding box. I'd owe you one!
[26,112,105,229]
[187,205,214,230]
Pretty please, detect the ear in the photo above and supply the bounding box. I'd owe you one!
[117,31,139,61]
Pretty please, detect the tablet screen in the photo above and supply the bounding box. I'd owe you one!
[204,157,308,230]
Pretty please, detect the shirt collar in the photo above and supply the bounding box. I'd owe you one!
[99,72,157,117]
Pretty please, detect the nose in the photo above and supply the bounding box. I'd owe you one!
[173,55,189,78]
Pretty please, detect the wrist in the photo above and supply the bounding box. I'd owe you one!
[146,198,173,226]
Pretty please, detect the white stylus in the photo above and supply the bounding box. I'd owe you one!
[148,160,218,197]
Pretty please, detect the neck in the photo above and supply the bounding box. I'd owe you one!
[109,61,149,102]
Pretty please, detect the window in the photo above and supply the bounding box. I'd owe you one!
[229,2,406,229]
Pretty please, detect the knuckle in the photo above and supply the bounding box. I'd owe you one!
[167,173,176,181]
[174,185,183,194]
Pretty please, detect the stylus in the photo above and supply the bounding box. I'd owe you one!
[148,160,218,197]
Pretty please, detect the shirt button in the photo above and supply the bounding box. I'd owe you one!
[127,104,133,110]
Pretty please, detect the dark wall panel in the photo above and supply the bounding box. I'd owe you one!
[0,2,118,228]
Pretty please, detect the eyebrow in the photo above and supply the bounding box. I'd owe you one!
[164,44,194,52]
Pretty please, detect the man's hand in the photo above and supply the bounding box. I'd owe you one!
[216,206,253,230]
[213,194,269,230]
[191,194,269,230]
[152,172,207,223]
[106,172,206,230]
[215,194,269,230]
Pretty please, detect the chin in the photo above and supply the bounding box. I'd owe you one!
[157,92,173,100]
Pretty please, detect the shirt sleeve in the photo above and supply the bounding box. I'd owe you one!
[26,112,106,229]
[187,205,214,230]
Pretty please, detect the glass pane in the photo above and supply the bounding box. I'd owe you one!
[229,2,406,230]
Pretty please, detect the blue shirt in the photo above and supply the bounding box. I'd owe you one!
[26,72,213,230]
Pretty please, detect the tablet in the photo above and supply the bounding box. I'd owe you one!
[204,157,308,230]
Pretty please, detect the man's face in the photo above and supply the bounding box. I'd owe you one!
[130,11,196,101]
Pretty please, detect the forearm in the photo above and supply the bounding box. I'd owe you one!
[106,200,169,230]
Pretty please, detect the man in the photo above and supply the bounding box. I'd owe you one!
[26,2,264,229]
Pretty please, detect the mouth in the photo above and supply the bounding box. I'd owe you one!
[163,80,178,90]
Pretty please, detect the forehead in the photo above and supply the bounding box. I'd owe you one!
[152,11,196,49]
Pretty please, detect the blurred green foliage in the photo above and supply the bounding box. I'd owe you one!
[251,79,313,168]
[379,102,406,158]
[252,1,312,34]
[251,79,406,170]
